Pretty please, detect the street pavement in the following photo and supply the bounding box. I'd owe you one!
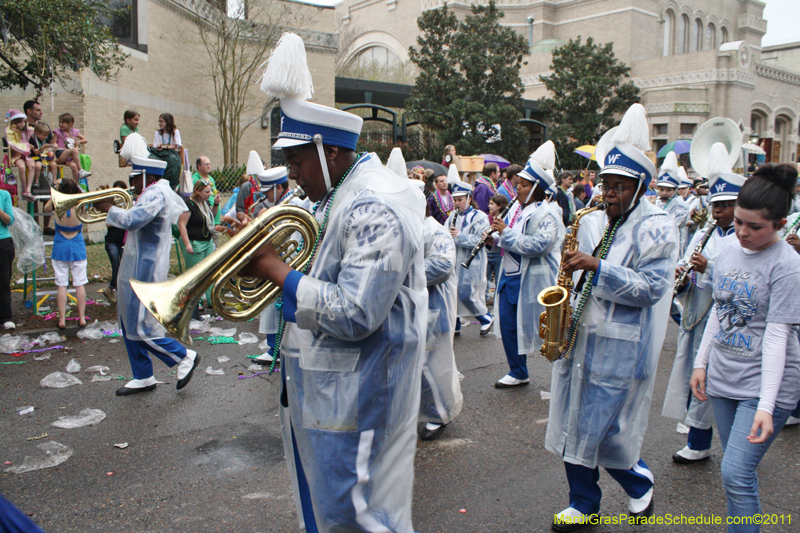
[0,295,798,532]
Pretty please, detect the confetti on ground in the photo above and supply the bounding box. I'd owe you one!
[194,336,238,345]
[10,345,66,357]
[238,371,271,379]
[27,433,49,441]
[0,361,27,365]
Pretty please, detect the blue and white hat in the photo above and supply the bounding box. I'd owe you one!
[451,180,473,197]
[260,33,363,192]
[706,143,745,203]
[130,155,167,176]
[519,140,558,197]
[259,166,288,190]
[656,152,680,188]
[596,104,656,187]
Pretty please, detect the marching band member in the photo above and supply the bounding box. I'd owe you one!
[99,159,200,396]
[546,104,679,531]
[679,166,701,241]
[663,143,741,463]
[690,163,800,533]
[491,141,565,388]
[419,204,463,440]
[656,152,690,254]
[244,33,427,533]
[446,179,494,336]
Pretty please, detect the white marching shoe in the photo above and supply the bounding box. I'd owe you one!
[672,445,711,464]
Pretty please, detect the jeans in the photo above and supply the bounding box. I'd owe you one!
[710,396,792,533]
[485,251,501,300]
[105,242,123,290]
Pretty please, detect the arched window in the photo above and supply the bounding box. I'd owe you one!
[355,46,401,68]
[663,10,675,56]
[678,15,689,54]
[721,26,728,45]
[692,18,702,52]
[706,23,716,50]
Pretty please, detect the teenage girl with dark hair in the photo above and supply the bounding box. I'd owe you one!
[154,113,182,150]
[691,162,800,533]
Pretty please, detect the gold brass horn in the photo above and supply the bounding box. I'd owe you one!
[130,187,319,344]
[50,187,134,224]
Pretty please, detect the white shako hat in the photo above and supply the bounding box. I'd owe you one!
[451,180,473,197]
[386,147,407,179]
[597,103,656,187]
[409,179,425,191]
[259,166,288,190]
[677,166,692,189]
[656,152,680,189]
[260,33,363,192]
[519,140,558,198]
[446,163,460,185]
[706,142,746,203]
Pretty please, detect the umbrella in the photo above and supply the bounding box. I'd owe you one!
[657,140,692,158]
[574,145,596,161]
[406,160,448,177]
[479,154,511,169]
[742,142,766,155]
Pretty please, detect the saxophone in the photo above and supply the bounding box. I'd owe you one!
[537,202,607,362]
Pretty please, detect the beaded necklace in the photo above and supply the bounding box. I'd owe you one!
[560,216,624,360]
[501,180,517,199]
[434,189,454,217]
[477,176,498,195]
[784,214,800,238]
[269,155,362,373]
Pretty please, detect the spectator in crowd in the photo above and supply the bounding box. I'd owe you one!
[4,109,35,201]
[119,110,140,145]
[499,164,520,201]
[428,170,454,225]
[96,180,130,305]
[177,179,218,316]
[442,144,457,167]
[485,194,508,305]
[192,156,221,228]
[0,185,14,330]
[29,123,58,186]
[571,183,586,211]
[54,113,90,183]
[554,171,574,226]
[474,162,500,213]
[154,113,182,150]
[43,179,88,329]
[24,100,56,234]
[586,169,597,198]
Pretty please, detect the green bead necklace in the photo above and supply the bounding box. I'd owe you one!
[268,155,362,373]
[560,217,623,360]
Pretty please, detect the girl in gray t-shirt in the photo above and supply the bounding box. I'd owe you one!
[690,163,800,533]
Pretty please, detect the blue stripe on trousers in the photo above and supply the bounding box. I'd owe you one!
[120,322,188,380]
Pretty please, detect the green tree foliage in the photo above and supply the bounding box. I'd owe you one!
[0,0,128,96]
[407,1,529,162]
[538,37,639,169]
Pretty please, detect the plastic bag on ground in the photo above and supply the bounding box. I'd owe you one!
[9,207,45,274]
[51,408,106,429]
[238,332,258,345]
[85,365,110,375]
[34,332,65,344]
[217,356,229,363]
[91,375,113,382]
[40,372,83,388]
[0,334,32,354]
[16,406,34,415]
[189,319,211,333]
[77,320,104,340]
[65,359,81,374]
[247,364,265,372]
[33,353,52,361]
[205,366,225,375]
[4,441,73,474]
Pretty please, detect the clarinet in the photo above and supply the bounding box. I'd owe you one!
[783,216,800,239]
[673,220,717,298]
[461,198,519,269]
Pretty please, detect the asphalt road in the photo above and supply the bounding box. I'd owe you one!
[1,314,798,533]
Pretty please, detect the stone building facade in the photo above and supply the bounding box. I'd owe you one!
[337,0,800,163]
[1,0,337,189]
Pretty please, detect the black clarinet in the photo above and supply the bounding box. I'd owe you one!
[461,197,519,269]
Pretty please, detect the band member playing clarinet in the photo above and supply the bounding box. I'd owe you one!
[546,104,679,531]
[491,142,564,388]
[446,179,494,335]
[663,143,741,463]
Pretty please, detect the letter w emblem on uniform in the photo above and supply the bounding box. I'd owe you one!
[607,153,622,164]
[356,225,380,246]
[648,227,669,244]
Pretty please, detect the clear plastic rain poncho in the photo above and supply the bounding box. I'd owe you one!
[445,206,490,317]
[662,224,736,428]
[420,216,462,425]
[107,180,187,341]
[545,199,679,469]
[9,207,45,273]
[279,154,427,533]
[656,194,690,254]
[497,200,564,355]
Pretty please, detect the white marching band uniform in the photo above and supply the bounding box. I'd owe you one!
[445,199,491,320]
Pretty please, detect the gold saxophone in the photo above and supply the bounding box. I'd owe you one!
[537,202,607,362]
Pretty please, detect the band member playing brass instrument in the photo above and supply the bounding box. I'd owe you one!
[545,104,679,531]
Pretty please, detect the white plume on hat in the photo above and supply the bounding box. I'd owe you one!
[677,166,691,187]
[386,148,407,179]
[246,150,265,176]
[659,152,679,178]
[706,142,733,179]
[446,163,460,185]
[608,103,650,153]
[531,140,557,171]
[120,133,149,160]
[259,33,314,100]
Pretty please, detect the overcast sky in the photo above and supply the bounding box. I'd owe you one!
[301,0,797,47]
